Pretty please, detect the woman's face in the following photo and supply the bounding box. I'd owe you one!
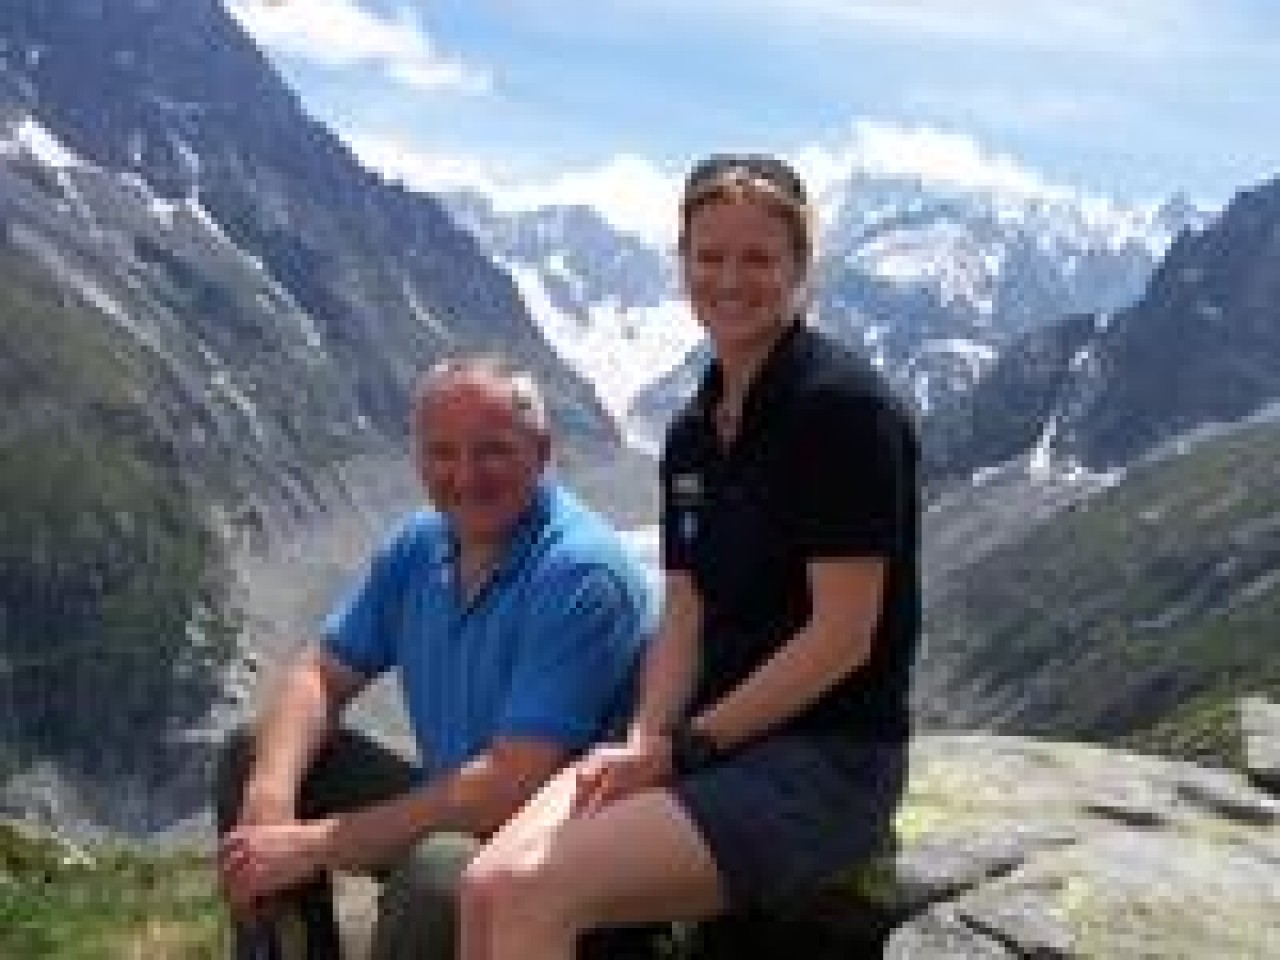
[682,198,805,360]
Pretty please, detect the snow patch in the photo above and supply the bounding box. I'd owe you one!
[15,117,78,169]
[502,259,701,441]
[970,464,1003,487]
[1027,414,1059,478]
[919,337,997,374]
[169,134,202,201]
[402,276,452,341]
[543,252,586,302]
[1069,345,1096,372]
[179,196,272,275]
[295,305,324,350]
[854,221,998,310]
[210,370,267,444]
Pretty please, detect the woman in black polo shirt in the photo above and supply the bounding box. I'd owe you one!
[460,154,919,960]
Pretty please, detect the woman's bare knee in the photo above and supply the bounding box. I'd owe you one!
[461,854,583,938]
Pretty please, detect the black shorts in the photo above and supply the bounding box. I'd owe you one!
[670,734,906,908]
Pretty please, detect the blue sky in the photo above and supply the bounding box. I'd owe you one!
[227,0,1279,241]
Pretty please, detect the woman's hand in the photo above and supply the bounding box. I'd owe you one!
[571,733,673,816]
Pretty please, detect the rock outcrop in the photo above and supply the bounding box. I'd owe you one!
[6,709,1277,958]
[328,709,1280,958]
[1242,696,1280,794]
[873,732,1278,958]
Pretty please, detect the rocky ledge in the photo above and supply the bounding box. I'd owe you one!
[845,730,1277,958]
[335,700,1280,959]
[8,702,1277,958]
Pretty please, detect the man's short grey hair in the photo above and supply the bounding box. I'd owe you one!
[413,354,550,435]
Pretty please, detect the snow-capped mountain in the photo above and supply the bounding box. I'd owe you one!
[639,176,1204,446]
[0,0,619,833]
[444,191,700,448]
[819,175,1203,366]
[810,177,1207,441]
[926,172,1280,489]
[448,158,1207,452]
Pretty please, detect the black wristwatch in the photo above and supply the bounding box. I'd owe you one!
[668,722,722,775]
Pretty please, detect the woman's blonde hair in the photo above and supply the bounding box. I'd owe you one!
[678,153,815,268]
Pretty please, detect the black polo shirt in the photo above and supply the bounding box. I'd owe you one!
[661,323,919,741]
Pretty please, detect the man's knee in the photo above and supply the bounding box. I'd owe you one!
[372,834,479,960]
[383,832,479,907]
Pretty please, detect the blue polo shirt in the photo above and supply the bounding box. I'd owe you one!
[322,482,654,779]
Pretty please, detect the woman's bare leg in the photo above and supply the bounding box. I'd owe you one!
[460,764,724,960]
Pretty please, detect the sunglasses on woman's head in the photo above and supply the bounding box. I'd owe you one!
[685,153,808,206]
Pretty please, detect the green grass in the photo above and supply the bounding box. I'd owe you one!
[0,823,227,959]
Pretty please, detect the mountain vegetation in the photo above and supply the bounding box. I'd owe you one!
[920,412,1280,768]
[0,247,235,807]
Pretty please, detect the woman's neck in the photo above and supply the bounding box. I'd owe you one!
[716,321,793,406]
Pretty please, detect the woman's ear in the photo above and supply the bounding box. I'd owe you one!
[790,274,813,319]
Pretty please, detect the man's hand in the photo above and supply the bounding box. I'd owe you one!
[218,819,334,911]
[571,733,672,816]
[219,776,302,919]
[217,646,363,919]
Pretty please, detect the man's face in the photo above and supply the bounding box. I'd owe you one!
[414,375,549,546]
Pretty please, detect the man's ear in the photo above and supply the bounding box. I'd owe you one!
[535,429,553,468]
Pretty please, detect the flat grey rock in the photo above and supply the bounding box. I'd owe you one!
[1241,696,1280,793]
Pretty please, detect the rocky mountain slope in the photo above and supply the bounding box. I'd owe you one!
[880,170,1280,768]
[919,406,1280,767]
[927,174,1280,487]
[0,0,622,833]
[621,176,1200,448]
[910,175,1280,764]
[446,164,1202,452]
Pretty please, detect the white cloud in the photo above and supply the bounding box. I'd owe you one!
[493,155,683,247]
[349,120,1177,251]
[226,0,490,93]
[345,134,682,246]
[385,59,490,95]
[343,133,499,193]
[786,121,1194,245]
[789,120,1072,202]
[348,122,1089,245]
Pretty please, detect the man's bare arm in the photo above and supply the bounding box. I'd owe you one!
[238,644,367,824]
[313,736,569,872]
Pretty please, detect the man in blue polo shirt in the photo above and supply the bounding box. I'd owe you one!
[215,357,654,959]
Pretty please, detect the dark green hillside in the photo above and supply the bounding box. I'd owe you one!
[921,416,1280,767]
[0,249,235,797]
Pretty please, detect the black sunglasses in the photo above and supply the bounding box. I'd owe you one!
[684,152,808,206]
